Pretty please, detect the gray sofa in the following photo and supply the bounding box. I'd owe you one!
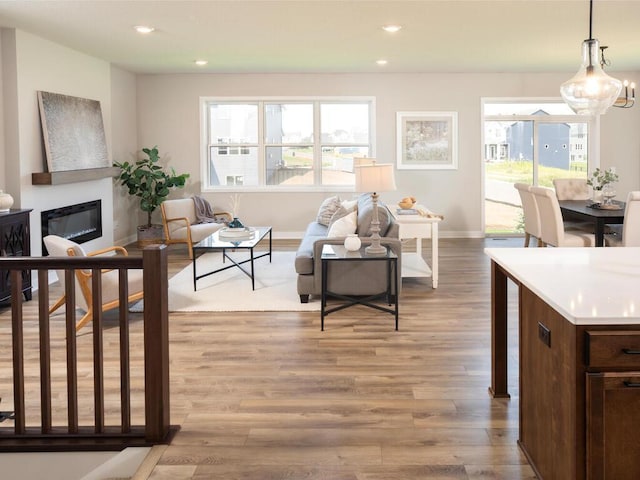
[295,193,402,303]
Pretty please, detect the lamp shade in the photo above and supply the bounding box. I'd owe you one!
[560,39,622,116]
[355,164,396,193]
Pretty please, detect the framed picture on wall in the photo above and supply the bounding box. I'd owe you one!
[37,91,109,172]
[396,111,458,170]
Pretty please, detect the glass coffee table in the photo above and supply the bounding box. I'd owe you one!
[192,226,272,291]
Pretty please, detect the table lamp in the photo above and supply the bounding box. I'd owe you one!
[354,160,397,255]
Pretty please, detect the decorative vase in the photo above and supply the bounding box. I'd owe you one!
[592,190,604,204]
[228,217,245,229]
[0,190,14,212]
[344,234,361,252]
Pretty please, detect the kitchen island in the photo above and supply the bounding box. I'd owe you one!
[485,247,640,480]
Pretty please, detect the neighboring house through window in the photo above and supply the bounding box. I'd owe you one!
[201,98,374,190]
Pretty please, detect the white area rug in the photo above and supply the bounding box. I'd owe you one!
[165,251,319,312]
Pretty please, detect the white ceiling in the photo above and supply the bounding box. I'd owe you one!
[0,0,639,75]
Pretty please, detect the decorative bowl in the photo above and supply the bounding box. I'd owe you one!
[398,201,415,210]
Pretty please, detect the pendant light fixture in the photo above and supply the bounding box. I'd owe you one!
[560,0,622,116]
[600,46,636,109]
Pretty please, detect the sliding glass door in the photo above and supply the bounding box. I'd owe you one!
[483,101,592,235]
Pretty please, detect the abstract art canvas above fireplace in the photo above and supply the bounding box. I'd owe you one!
[37,91,109,172]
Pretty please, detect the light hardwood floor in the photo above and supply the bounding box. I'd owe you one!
[0,238,532,480]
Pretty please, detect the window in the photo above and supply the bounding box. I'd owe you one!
[483,100,595,234]
[202,98,374,190]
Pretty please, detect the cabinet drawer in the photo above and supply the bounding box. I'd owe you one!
[398,223,431,240]
[586,331,640,368]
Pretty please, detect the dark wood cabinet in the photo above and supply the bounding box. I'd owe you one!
[0,209,32,303]
[519,286,640,480]
[586,373,640,480]
[585,331,640,480]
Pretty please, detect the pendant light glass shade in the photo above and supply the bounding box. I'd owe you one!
[560,39,622,115]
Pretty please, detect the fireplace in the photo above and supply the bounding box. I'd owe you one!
[41,200,102,255]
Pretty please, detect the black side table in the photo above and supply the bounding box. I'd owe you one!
[320,244,398,331]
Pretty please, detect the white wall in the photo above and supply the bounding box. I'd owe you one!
[136,72,640,238]
[110,66,139,245]
[2,29,116,254]
[1,29,18,201]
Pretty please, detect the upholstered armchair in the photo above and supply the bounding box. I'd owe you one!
[43,235,144,331]
[160,198,232,258]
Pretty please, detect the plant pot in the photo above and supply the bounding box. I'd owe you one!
[137,224,165,247]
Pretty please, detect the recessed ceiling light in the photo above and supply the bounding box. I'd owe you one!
[382,25,402,33]
[134,25,155,34]
[376,59,388,66]
[195,60,208,66]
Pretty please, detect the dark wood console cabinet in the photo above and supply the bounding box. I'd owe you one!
[0,209,32,303]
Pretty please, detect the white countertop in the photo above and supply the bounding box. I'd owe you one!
[485,247,640,325]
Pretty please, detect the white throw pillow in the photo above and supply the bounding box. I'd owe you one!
[341,198,358,211]
[327,210,357,237]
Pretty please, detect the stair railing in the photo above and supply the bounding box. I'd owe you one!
[0,245,172,451]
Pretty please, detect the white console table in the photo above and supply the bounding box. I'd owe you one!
[391,207,441,288]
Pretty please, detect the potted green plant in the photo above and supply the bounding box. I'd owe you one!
[114,146,189,245]
[587,167,618,203]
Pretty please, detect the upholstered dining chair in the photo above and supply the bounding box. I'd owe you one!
[514,183,542,247]
[552,177,595,232]
[530,186,596,247]
[44,235,144,331]
[605,191,640,247]
[552,178,590,200]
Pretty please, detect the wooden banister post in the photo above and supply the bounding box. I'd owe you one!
[11,270,25,434]
[142,244,170,443]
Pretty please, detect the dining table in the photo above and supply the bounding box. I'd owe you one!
[558,199,625,247]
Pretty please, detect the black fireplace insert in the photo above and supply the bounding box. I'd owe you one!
[41,200,102,255]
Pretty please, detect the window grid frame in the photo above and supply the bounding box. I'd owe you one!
[201,96,375,192]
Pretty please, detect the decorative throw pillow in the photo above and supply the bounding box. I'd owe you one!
[327,206,357,238]
[316,196,342,226]
[340,198,358,211]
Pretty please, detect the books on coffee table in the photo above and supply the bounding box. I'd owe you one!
[218,226,256,240]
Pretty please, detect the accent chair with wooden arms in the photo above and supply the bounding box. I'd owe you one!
[44,235,144,332]
[530,186,595,247]
[160,198,232,259]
